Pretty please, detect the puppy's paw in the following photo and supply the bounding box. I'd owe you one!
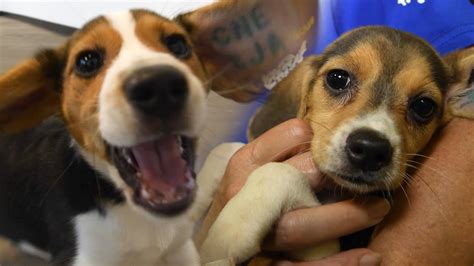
[201,219,260,264]
[200,162,319,264]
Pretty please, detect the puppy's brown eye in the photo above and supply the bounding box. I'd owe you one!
[409,97,437,124]
[326,69,351,93]
[75,50,103,78]
[165,34,191,59]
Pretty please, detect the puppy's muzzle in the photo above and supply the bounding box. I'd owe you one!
[345,129,393,179]
[125,65,188,119]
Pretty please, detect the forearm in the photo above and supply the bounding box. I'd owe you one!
[369,118,474,265]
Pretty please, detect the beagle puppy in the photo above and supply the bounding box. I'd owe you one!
[200,26,474,264]
[0,1,317,264]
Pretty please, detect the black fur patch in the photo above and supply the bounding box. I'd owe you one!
[35,47,68,92]
[0,117,124,264]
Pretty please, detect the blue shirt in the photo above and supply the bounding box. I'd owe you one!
[311,0,474,55]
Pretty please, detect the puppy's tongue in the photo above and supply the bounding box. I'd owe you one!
[131,135,187,198]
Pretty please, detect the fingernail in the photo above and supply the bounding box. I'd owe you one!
[359,253,382,266]
[367,198,391,222]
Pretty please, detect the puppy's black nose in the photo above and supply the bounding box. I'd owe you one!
[125,65,188,118]
[345,129,393,172]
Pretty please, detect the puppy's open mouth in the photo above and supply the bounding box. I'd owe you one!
[110,135,196,215]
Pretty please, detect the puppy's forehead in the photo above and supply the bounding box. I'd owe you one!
[321,27,449,102]
[68,10,184,52]
[105,9,184,35]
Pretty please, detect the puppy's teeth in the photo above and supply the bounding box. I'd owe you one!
[186,176,195,189]
[142,189,151,200]
[136,172,143,178]
[176,136,182,146]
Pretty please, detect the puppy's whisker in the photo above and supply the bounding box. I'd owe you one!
[405,160,450,183]
[382,171,394,205]
[39,156,77,207]
[399,176,412,209]
[404,153,438,162]
[92,140,104,211]
[404,162,421,171]
[402,173,415,188]
[409,171,449,224]
[297,147,313,155]
[305,118,332,134]
[203,63,233,86]
[214,85,255,95]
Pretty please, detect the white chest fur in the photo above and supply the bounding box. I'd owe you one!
[71,143,243,266]
[73,202,197,266]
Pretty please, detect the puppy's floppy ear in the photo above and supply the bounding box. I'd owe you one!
[0,44,67,133]
[247,56,320,140]
[443,47,474,123]
[177,0,318,102]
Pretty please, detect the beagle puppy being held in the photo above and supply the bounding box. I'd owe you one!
[200,27,474,264]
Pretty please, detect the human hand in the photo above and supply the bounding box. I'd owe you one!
[197,119,389,265]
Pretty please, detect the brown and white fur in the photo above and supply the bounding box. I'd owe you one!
[199,27,474,264]
[0,1,320,264]
[0,7,249,265]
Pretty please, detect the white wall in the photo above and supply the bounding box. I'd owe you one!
[1,0,214,27]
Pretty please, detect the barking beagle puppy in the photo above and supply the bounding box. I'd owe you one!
[0,1,318,265]
[0,9,209,266]
[200,27,474,264]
